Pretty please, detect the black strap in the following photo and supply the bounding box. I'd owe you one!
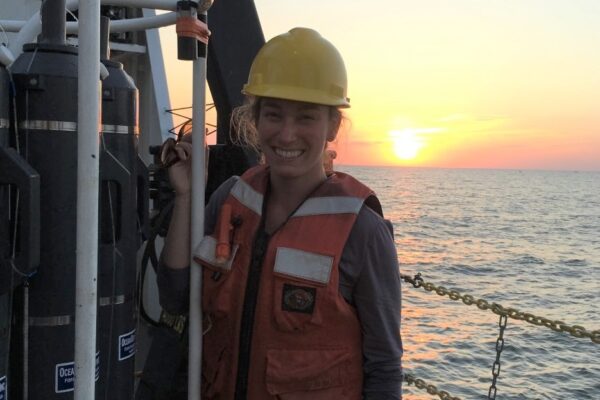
[365,194,384,217]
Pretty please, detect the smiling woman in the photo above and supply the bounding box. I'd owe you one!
[159,27,403,400]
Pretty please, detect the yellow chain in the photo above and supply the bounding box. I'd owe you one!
[404,373,462,400]
[402,273,600,345]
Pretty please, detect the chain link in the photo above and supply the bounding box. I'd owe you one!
[404,373,462,400]
[488,314,507,399]
[402,273,600,345]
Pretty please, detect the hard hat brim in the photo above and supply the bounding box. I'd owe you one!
[243,84,350,108]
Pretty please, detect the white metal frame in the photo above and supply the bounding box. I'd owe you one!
[2,1,211,398]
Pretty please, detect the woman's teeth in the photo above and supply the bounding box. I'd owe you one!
[275,148,303,159]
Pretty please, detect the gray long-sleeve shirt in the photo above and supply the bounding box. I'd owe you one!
[157,176,403,399]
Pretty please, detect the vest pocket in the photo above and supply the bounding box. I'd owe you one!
[272,247,333,332]
[194,235,239,316]
[201,338,229,398]
[265,348,360,400]
[193,235,239,273]
[272,277,324,332]
[202,268,235,318]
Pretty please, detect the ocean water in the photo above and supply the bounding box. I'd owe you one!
[338,166,600,400]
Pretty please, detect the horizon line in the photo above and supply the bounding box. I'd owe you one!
[335,164,600,173]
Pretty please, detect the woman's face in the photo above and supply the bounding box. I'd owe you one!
[257,98,339,184]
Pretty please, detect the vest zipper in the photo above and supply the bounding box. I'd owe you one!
[233,179,325,398]
[234,227,270,400]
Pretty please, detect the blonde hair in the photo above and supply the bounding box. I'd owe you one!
[230,96,262,153]
[230,96,345,154]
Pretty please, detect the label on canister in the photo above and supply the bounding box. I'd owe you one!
[118,329,136,361]
[54,352,100,393]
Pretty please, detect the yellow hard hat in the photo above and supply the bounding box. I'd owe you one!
[243,27,350,108]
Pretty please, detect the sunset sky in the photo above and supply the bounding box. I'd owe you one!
[162,0,600,171]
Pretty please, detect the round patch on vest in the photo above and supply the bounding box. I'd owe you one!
[282,283,316,314]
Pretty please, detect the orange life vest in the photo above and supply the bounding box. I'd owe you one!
[194,165,378,399]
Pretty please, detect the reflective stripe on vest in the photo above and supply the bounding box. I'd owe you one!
[230,178,263,216]
[194,235,239,271]
[274,247,333,285]
[292,196,364,217]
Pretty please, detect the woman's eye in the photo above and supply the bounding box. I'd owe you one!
[300,114,316,121]
[264,112,280,120]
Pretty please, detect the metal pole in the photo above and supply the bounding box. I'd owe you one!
[99,16,110,61]
[74,0,101,398]
[2,12,177,34]
[39,0,66,45]
[100,0,212,11]
[188,10,208,399]
[10,0,213,55]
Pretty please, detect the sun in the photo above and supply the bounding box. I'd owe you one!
[390,129,424,160]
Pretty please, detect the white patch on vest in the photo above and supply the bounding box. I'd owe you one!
[292,196,364,217]
[274,247,333,285]
[231,179,263,215]
[193,235,238,270]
